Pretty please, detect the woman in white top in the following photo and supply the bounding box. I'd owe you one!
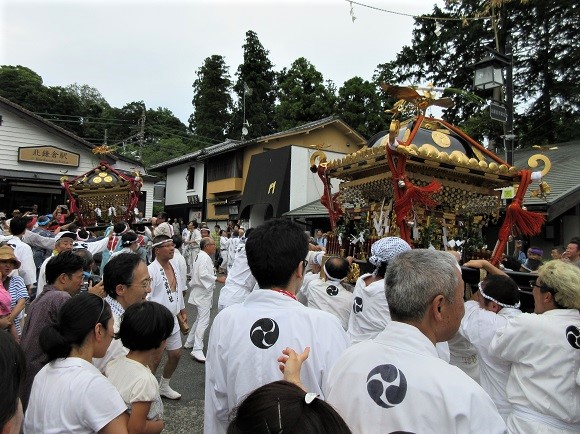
[106,301,174,434]
[24,293,128,434]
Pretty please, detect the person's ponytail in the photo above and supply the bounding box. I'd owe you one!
[40,324,72,362]
[39,293,111,362]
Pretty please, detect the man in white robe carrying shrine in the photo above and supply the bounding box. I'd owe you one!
[325,249,506,434]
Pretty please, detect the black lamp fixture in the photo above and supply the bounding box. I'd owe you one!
[472,47,514,165]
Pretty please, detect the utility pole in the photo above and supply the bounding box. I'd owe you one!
[138,110,146,161]
[504,45,514,166]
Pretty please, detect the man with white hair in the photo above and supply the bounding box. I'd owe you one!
[347,236,411,344]
[303,255,354,330]
[490,260,580,433]
[325,249,506,434]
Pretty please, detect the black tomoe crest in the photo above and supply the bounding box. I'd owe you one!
[326,285,339,296]
[566,325,580,349]
[353,296,363,313]
[250,318,280,349]
[366,364,407,409]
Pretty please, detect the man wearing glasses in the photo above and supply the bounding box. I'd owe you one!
[148,235,187,400]
[93,253,152,372]
[184,237,226,362]
[490,260,580,433]
[204,219,349,434]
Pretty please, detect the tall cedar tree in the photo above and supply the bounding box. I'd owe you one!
[189,55,233,143]
[511,0,580,144]
[275,57,337,130]
[378,0,579,146]
[229,30,277,139]
[337,76,386,139]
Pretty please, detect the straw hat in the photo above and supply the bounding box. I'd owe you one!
[0,245,21,269]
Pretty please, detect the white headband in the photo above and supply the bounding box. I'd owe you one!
[478,282,521,309]
[152,239,173,248]
[323,262,343,283]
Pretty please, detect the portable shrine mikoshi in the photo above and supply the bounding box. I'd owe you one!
[60,159,143,228]
[310,84,551,266]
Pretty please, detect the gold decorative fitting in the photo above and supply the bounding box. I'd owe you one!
[530,181,551,200]
[527,154,552,178]
[92,144,116,155]
[432,131,451,148]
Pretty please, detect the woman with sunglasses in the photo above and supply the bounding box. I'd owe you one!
[490,260,580,434]
[24,293,129,434]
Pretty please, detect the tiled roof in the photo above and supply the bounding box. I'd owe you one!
[513,140,580,220]
[151,116,367,169]
[283,199,328,218]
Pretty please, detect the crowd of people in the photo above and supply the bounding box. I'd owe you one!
[0,205,579,434]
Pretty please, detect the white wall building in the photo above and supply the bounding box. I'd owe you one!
[0,96,155,219]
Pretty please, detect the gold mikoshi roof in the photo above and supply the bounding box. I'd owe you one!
[325,117,518,188]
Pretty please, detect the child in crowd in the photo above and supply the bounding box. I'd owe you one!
[105,301,174,434]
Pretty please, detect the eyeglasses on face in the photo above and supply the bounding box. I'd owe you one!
[127,278,152,289]
[529,280,557,293]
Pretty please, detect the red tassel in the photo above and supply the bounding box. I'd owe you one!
[491,169,544,265]
[500,201,545,240]
[395,180,442,225]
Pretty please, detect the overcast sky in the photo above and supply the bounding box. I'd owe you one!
[1,0,443,124]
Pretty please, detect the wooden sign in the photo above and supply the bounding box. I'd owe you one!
[18,146,80,167]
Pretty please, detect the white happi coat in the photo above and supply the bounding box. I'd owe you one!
[217,246,256,309]
[73,236,109,255]
[297,271,319,306]
[326,321,507,434]
[188,250,216,307]
[459,301,521,418]
[347,273,390,344]
[204,289,349,434]
[147,259,185,334]
[490,309,580,433]
[226,237,240,270]
[305,277,354,330]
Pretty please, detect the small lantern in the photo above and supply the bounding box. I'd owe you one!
[473,56,504,90]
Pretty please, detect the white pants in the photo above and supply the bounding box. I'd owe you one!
[185,302,211,351]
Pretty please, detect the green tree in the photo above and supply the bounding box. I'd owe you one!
[229,30,277,139]
[0,65,52,111]
[275,57,337,130]
[188,55,233,142]
[140,137,192,170]
[337,77,386,138]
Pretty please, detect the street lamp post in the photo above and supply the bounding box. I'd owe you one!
[472,46,514,165]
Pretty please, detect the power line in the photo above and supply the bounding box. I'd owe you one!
[346,0,495,22]
[34,112,134,123]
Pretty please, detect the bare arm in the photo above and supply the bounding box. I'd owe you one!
[463,259,507,277]
[99,412,129,434]
[127,402,164,434]
[9,298,27,321]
